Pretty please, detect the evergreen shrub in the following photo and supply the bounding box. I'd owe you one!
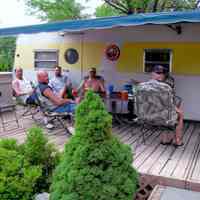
[23,127,61,192]
[0,143,41,200]
[50,91,138,200]
[0,126,60,199]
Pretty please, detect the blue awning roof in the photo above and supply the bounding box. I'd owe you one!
[1,10,200,36]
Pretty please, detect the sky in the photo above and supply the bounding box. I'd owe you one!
[0,0,103,28]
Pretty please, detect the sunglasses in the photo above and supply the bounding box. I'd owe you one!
[155,71,164,74]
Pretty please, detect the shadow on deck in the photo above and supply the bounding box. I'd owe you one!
[1,106,200,197]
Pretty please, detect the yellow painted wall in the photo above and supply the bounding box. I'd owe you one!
[14,43,60,69]
[58,42,105,72]
[14,42,105,72]
[117,42,200,75]
[59,43,81,70]
[15,41,200,75]
[82,43,105,71]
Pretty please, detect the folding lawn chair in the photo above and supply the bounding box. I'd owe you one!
[134,80,178,149]
[15,95,39,119]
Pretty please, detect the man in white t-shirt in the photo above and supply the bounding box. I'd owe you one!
[12,67,37,104]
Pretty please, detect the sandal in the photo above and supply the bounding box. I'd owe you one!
[160,139,173,145]
[173,143,184,147]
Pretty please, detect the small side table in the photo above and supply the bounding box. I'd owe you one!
[104,97,128,124]
[0,104,19,131]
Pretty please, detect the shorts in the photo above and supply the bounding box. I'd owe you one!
[52,103,76,113]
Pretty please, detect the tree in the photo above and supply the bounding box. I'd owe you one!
[23,0,84,21]
[0,37,16,72]
[50,91,138,200]
[95,0,200,17]
[96,3,121,17]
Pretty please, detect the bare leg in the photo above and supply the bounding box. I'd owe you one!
[160,132,173,144]
[175,107,184,145]
[160,132,168,143]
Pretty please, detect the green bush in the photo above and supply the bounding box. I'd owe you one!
[0,138,19,151]
[23,127,61,192]
[50,91,138,200]
[0,145,42,200]
[0,126,61,199]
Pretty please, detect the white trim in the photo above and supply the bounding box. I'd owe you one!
[143,49,146,73]
[34,49,59,52]
[169,50,173,73]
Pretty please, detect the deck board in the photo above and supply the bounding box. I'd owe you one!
[159,124,193,177]
[1,107,200,192]
[186,128,200,189]
[172,126,200,180]
[191,147,200,181]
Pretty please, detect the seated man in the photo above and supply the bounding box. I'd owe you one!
[49,65,72,98]
[135,65,184,147]
[78,67,105,97]
[164,71,175,92]
[37,70,76,113]
[12,67,37,104]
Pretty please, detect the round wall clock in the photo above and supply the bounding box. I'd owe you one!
[64,48,79,64]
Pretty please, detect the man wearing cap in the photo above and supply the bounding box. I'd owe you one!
[79,67,105,96]
[150,65,184,146]
[133,65,184,146]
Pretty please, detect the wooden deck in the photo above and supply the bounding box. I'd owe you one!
[113,122,200,192]
[1,106,200,193]
[0,106,69,151]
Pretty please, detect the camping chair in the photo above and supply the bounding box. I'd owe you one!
[12,86,39,120]
[35,87,74,135]
[15,95,39,119]
[134,81,178,149]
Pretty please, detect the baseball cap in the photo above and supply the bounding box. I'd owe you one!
[152,65,167,74]
[89,67,96,72]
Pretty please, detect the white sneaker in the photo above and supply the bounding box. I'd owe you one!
[46,123,54,129]
[68,126,75,135]
[43,117,48,125]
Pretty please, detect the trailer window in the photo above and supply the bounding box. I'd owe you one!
[144,49,171,73]
[34,50,58,69]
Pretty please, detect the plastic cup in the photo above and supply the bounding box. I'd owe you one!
[121,91,128,101]
[72,89,78,97]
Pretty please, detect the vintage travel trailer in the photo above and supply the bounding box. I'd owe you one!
[1,10,200,120]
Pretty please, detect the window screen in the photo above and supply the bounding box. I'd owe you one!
[34,50,58,69]
[144,49,171,73]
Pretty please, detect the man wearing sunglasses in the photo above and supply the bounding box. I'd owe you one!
[151,65,184,146]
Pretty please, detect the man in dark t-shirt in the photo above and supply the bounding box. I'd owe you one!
[37,71,76,113]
